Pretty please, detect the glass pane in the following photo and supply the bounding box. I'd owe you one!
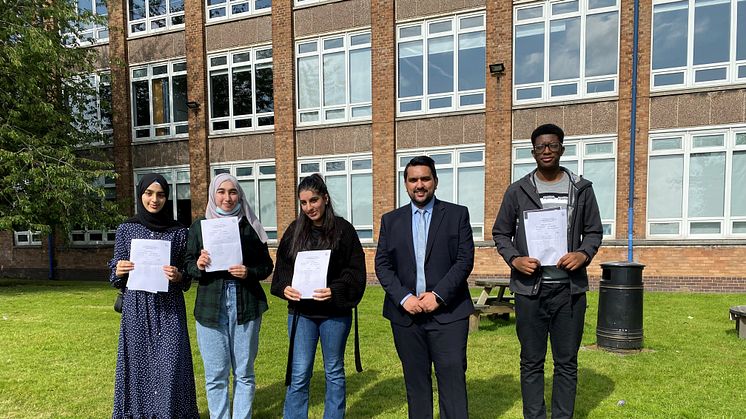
[688,152,725,217]
[255,0,270,9]
[459,93,483,106]
[587,79,615,93]
[300,163,319,173]
[458,166,484,224]
[459,151,483,163]
[210,74,229,118]
[431,154,451,164]
[351,174,373,226]
[516,147,533,159]
[589,0,616,8]
[693,0,730,65]
[460,15,484,30]
[351,159,371,170]
[585,142,614,155]
[651,137,682,150]
[654,72,685,86]
[151,78,170,124]
[586,11,618,77]
[236,167,252,177]
[172,75,188,123]
[736,133,746,146]
[583,159,615,222]
[400,100,421,112]
[429,97,452,109]
[176,184,190,199]
[549,17,580,81]
[350,33,371,46]
[398,41,423,98]
[458,31,485,91]
[325,109,345,120]
[298,56,319,109]
[258,179,276,228]
[399,26,421,38]
[255,66,274,114]
[323,37,344,50]
[239,181,254,211]
[690,222,720,234]
[211,56,228,67]
[326,161,345,171]
[437,168,453,202]
[648,155,683,218]
[428,36,454,94]
[130,0,145,20]
[550,83,577,96]
[351,106,372,118]
[323,52,345,106]
[515,23,544,84]
[298,42,317,54]
[349,48,371,104]
[133,80,150,127]
[733,221,746,234]
[233,52,250,64]
[739,0,746,60]
[429,20,452,34]
[259,166,275,175]
[652,1,688,70]
[692,134,724,148]
[326,176,348,219]
[398,173,409,206]
[694,67,727,82]
[516,87,542,100]
[517,6,543,21]
[232,70,253,116]
[552,0,578,14]
[731,151,746,216]
[650,222,679,235]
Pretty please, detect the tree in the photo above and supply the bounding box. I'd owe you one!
[0,0,123,237]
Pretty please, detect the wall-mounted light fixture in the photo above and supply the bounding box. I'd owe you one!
[489,63,505,75]
[186,101,200,109]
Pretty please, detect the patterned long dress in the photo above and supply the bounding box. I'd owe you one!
[109,222,199,419]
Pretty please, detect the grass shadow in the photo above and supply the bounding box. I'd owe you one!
[574,367,614,418]
[469,373,521,418]
[478,315,516,332]
[346,371,408,418]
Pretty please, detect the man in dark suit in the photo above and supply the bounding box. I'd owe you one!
[375,155,475,419]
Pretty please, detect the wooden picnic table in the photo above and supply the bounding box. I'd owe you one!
[469,278,514,333]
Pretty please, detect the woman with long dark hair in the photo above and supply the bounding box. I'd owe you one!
[109,173,199,419]
[271,173,366,419]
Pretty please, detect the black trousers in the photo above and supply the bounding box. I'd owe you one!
[391,317,469,419]
[515,283,587,419]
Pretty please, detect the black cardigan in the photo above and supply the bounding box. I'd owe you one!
[270,216,367,318]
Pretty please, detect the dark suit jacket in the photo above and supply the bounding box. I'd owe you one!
[375,198,475,326]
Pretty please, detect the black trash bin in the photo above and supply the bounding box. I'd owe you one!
[596,261,645,350]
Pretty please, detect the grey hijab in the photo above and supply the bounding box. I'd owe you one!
[206,173,269,243]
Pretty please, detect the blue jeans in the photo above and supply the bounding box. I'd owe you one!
[196,280,262,419]
[284,314,352,419]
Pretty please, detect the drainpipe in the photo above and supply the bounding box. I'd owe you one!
[628,0,640,262]
[48,233,55,280]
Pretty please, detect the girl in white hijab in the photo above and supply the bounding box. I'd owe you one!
[185,173,274,419]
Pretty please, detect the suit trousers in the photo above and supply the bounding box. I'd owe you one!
[515,283,586,419]
[391,317,469,419]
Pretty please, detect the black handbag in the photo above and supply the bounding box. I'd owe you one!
[114,290,124,313]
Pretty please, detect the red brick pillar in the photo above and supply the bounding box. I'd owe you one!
[371,0,396,241]
[484,0,513,235]
[617,0,652,243]
[272,0,298,239]
[185,0,210,220]
[108,0,134,214]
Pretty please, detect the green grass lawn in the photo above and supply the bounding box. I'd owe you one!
[0,279,744,418]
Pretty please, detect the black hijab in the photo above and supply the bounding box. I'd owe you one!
[124,173,182,232]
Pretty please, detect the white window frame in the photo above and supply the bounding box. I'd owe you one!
[297,154,374,241]
[397,146,486,240]
[206,0,271,23]
[208,46,274,134]
[647,126,746,239]
[211,160,278,241]
[71,176,117,245]
[68,0,109,45]
[130,60,189,141]
[14,231,42,247]
[513,0,620,105]
[134,166,192,225]
[651,0,746,91]
[296,30,372,126]
[127,0,185,36]
[396,12,487,116]
[512,137,618,238]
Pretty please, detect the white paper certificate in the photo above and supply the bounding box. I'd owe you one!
[523,207,568,266]
[127,239,171,293]
[292,250,331,299]
[201,217,242,272]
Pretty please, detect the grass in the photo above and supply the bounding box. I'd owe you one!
[0,279,744,418]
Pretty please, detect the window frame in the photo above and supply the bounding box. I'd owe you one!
[127,0,185,36]
[512,136,618,238]
[295,30,372,126]
[396,11,487,116]
[208,46,274,135]
[14,231,43,247]
[397,146,486,240]
[512,0,620,105]
[651,0,746,91]
[211,160,279,241]
[130,60,189,142]
[297,154,374,241]
[205,0,271,23]
[71,176,117,246]
[69,0,109,45]
[646,126,746,239]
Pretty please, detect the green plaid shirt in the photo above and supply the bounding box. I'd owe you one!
[186,217,272,327]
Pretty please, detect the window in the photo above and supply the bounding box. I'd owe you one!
[211,161,278,240]
[397,147,485,240]
[298,155,373,240]
[397,12,486,115]
[206,0,270,22]
[128,0,185,36]
[67,0,108,45]
[135,167,192,226]
[131,61,188,141]
[513,0,619,104]
[296,31,372,125]
[71,177,117,245]
[70,72,112,144]
[14,231,42,246]
[651,0,746,90]
[209,47,274,134]
[647,127,746,238]
[512,138,617,237]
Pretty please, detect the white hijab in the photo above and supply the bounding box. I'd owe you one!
[206,173,269,243]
